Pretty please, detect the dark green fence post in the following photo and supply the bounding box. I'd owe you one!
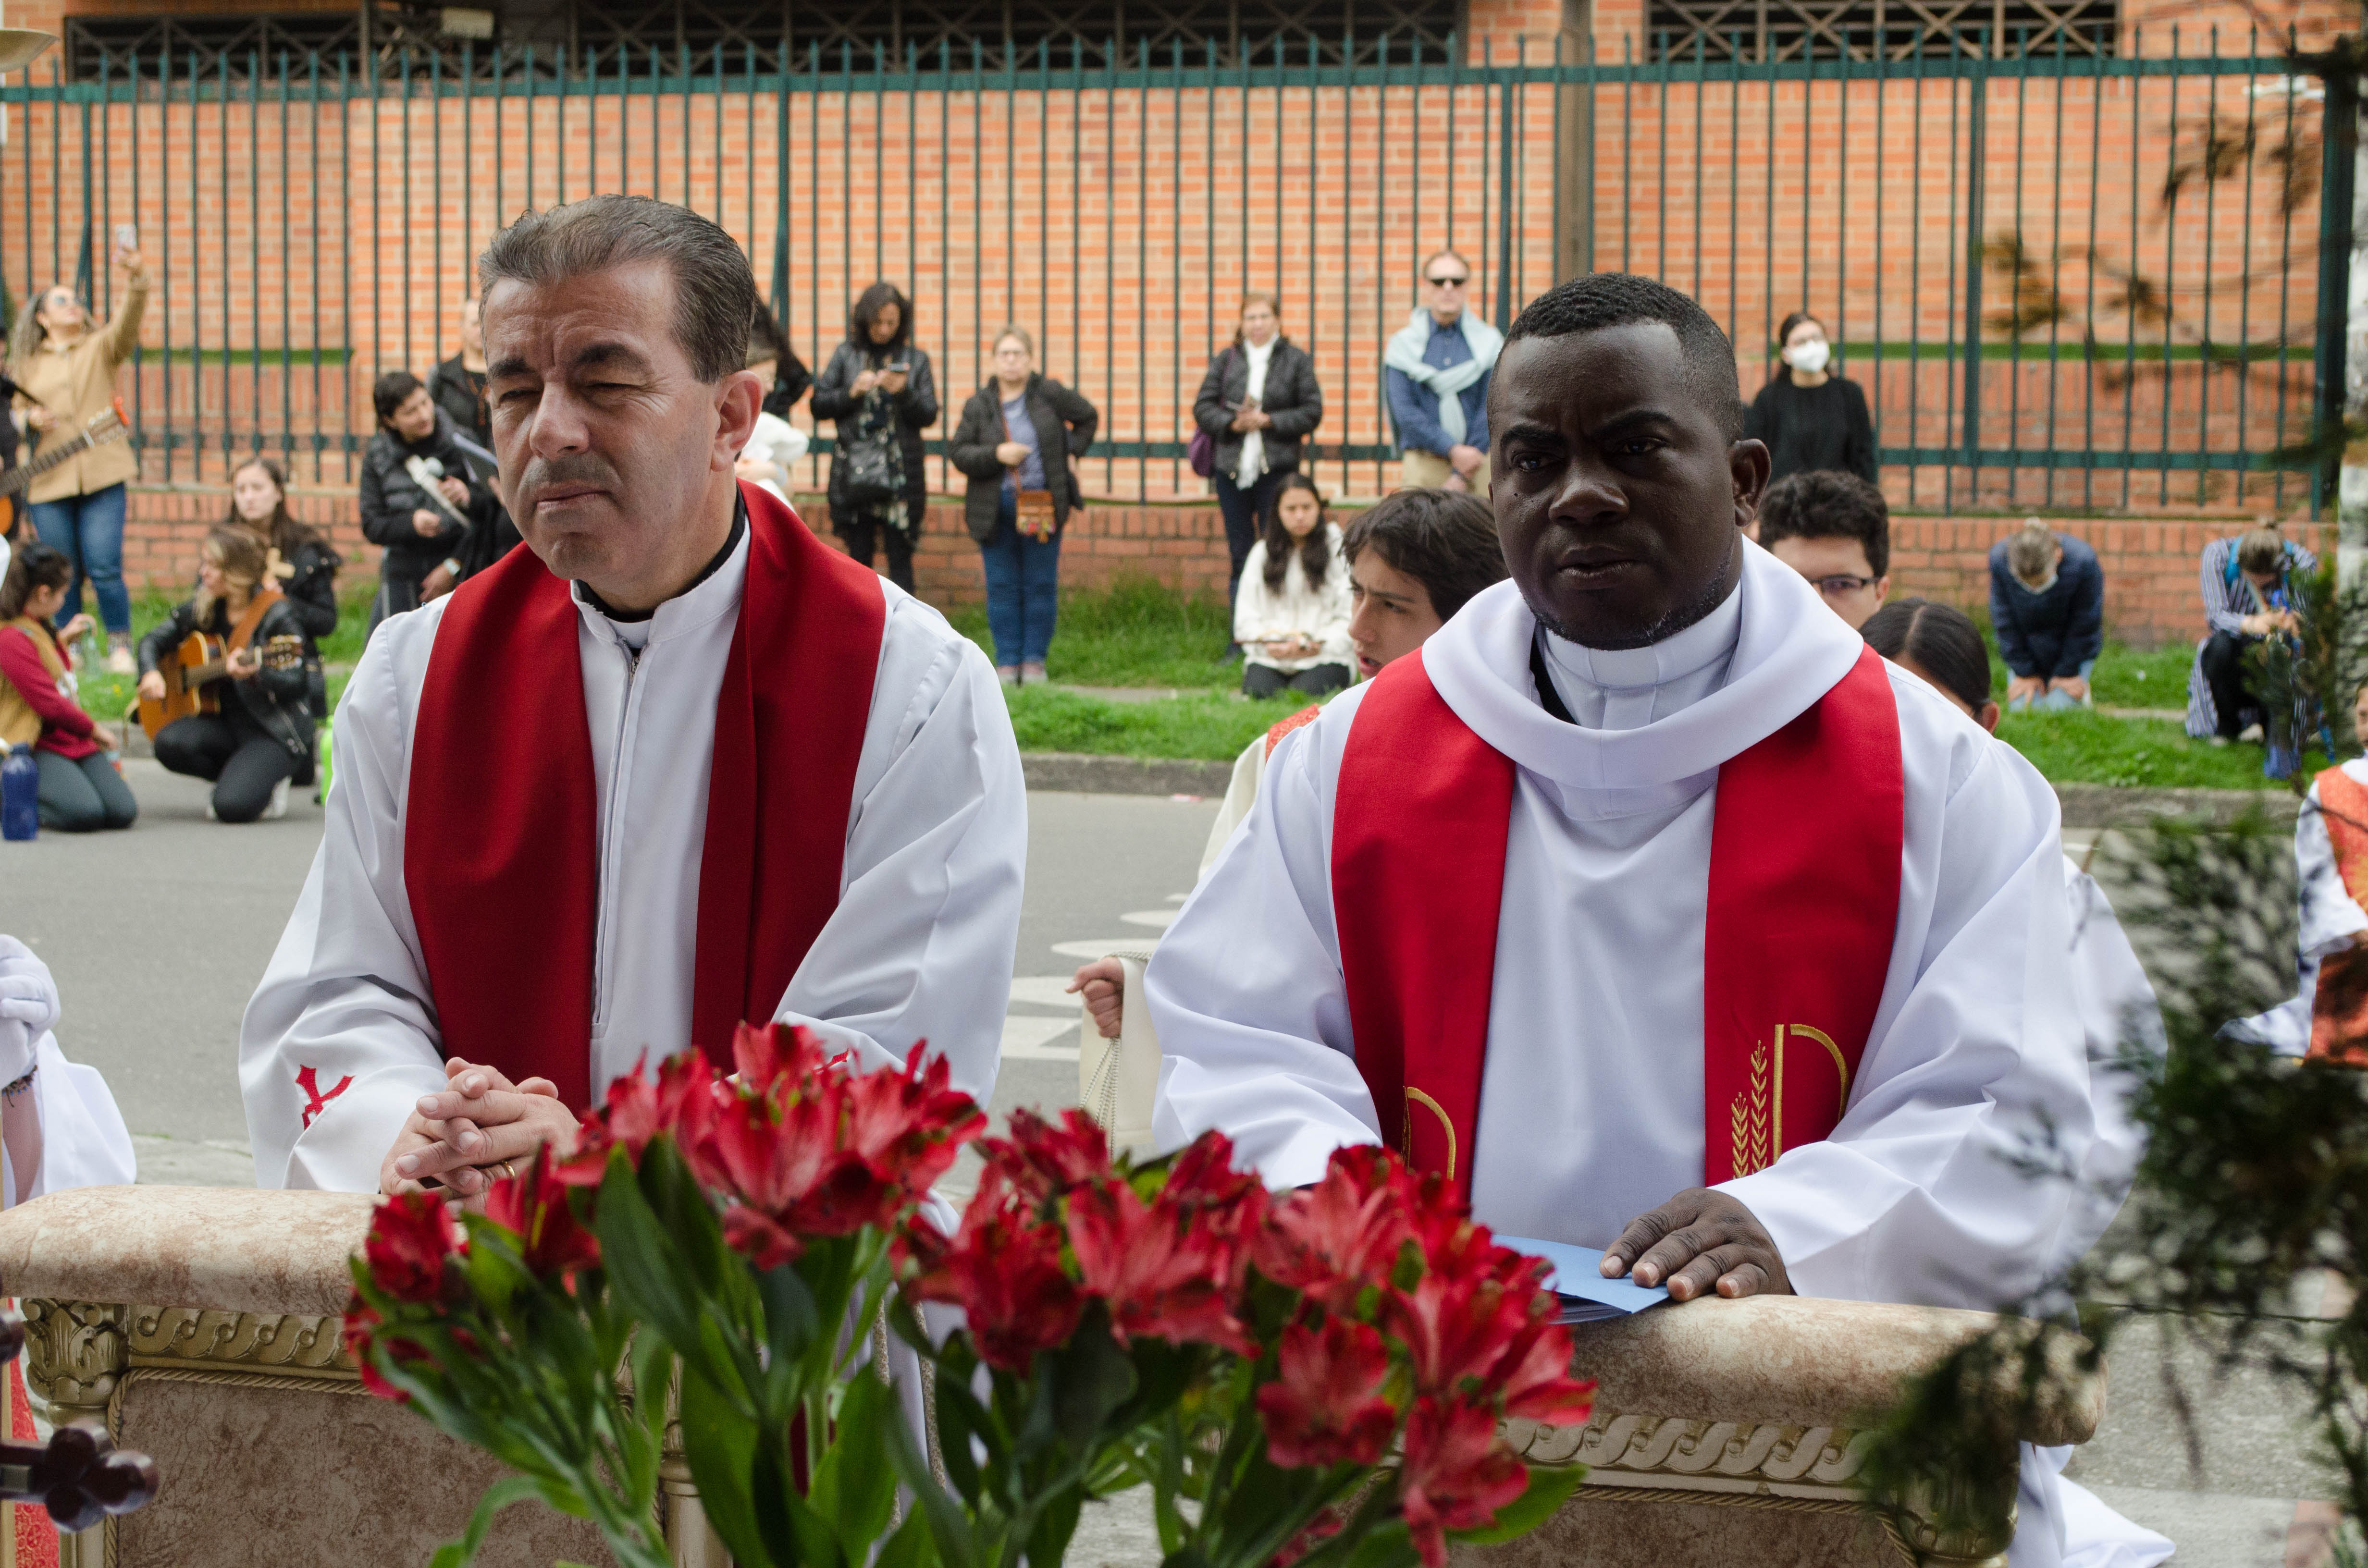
[2313,70,2356,515]
[1961,32,1987,479]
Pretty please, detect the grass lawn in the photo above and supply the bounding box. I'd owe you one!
[971,578,2304,791]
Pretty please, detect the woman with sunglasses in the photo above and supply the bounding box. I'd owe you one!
[1381,249,1501,496]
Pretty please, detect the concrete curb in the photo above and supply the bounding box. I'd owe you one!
[1022,752,1233,796]
[1017,754,2307,826]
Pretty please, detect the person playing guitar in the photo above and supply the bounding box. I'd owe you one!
[133,527,323,823]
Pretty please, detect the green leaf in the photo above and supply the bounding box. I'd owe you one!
[677,1365,774,1568]
[810,1369,901,1553]
[752,1448,846,1568]
[880,1375,983,1568]
[425,1474,542,1568]
[1046,1307,1139,1452]
[1023,1483,1086,1568]
[931,1364,987,1504]
[596,1152,708,1357]
[874,1507,940,1568]
[1445,1463,1588,1547]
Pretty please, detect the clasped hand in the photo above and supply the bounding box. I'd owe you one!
[380,1056,582,1202]
[1599,1186,1793,1301]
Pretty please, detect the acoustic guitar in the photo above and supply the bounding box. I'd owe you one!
[0,399,131,540]
[136,632,303,740]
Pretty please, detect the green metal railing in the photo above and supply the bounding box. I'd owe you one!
[0,24,2328,509]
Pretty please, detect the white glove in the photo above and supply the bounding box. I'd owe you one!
[0,935,59,1086]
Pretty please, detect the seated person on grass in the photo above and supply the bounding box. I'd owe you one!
[2186,524,2313,746]
[0,542,136,833]
[1989,518,2102,713]
[1233,475,1354,700]
[1755,468,1890,630]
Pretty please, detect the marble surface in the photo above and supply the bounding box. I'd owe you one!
[1565,1294,2103,1446]
[0,1185,371,1317]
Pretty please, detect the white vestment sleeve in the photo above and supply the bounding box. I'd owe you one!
[1718,740,2098,1310]
[1197,733,1270,882]
[7,1034,137,1205]
[1149,706,1379,1186]
[241,607,451,1193]
[772,601,1026,1109]
[2052,863,2163,1276]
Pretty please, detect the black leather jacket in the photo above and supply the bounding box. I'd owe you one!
[136,594,324,758]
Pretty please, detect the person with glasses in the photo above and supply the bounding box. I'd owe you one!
[1755,469,1891,630]
[1382,249,1502,496]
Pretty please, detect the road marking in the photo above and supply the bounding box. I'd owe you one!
[1007,975,1086,1008]
[1002,1014,1081,1060]
[1050,938,1159,959]
[1120,909,1177,930]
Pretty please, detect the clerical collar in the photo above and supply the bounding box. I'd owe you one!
[1529,579,1743,733]
[580,499,747,625]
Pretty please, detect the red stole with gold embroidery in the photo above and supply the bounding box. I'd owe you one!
[1331,642,1904,1200]
[404,483,886,1111]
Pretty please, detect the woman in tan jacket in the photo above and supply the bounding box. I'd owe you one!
[7,244,148,674]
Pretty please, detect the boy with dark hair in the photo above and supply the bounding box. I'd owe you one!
[1756,468,1891,629]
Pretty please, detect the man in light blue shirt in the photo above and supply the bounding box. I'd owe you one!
[1382,249,1503,494]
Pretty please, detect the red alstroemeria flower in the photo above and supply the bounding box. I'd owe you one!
[981,1107,1113,1206]
[1385,1250,1537,1400]
[839,1042,987,1197]
[364,1188,464,1303]
[1253,1145,1415,1311]
[1488,1317,1595,1427]
[557,1050,718,1185]
[1395,1395,1529,1568]
[1067,1178,1256,1355]
[484,1146,604,1281]
[341,1289,433,1403]
[905,1169,1084,1371]
[1255,1316,1398,1470]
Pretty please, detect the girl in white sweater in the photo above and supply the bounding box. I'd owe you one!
[1233,474,1353,698]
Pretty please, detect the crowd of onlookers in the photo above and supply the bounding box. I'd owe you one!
[0,236,2338,838]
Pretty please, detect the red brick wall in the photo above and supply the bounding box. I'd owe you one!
[114,479,2317,647]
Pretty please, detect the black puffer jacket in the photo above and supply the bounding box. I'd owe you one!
[811,341,939,528]
[136,592,324,759]
[425,354,492,450]
[358,412,499,590]
[1191,338,1324,479]
[948,375,1100,543]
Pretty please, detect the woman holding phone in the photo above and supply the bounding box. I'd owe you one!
[1191,292,1323,650]
[812,282,938,592]
[7,229,148,674]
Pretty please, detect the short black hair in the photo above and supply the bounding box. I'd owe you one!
[1862,598,1992,713]
[372,370,425,426]
[1339,489,1507,622]
[1504,272,1745,440]
[479,194,759,383]
[1757,469,1890,579]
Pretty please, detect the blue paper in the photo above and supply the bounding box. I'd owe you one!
[1496,1235,1671,1320]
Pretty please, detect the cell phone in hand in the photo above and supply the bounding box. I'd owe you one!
[112,223,136,257]
[886,361,910,374]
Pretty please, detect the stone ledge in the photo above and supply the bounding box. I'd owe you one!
[1022,751,1233,796]
[2054,781,2299,828]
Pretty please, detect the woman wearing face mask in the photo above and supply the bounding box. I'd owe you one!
[1744,311,1878,487]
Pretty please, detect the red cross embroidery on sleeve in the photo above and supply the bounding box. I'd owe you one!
[296,1066,355,1129]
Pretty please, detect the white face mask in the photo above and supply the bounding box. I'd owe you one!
[1783,340,1831,376]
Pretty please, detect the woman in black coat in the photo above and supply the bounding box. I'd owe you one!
[1743,310,1878,485]
[1191,291,1324,623]
[947,326,1098,684]
[811,282,938,592]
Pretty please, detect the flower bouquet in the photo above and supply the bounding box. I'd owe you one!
[343,1024,1596,1568]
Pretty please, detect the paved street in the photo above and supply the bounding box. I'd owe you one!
[0,771,2344,1566]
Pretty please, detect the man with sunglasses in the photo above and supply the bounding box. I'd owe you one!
[1382,249,1501,496]
[1755,468,1892,629]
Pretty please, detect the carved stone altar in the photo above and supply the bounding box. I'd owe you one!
[0,1187,2100,1568]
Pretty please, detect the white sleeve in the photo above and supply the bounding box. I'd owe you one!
[2297,783,2368,959]
[1233,546,1273,644]
[1197,735,1270,883]
[2051,865,2162,1274]
[1149,702,1379,1187]
[1315,551,1356,668]
[239,609,450,1192]
[1718,736,2098,1311]
[772,596,1027,1109]
[21,1034,136,1200]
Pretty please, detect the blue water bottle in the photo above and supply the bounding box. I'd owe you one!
[1,744,37,842]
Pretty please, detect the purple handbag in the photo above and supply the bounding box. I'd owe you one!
[1187,346,1236,478]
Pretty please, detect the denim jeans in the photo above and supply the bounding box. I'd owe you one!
[29,482,130,635]
[978,490,1061,666]
[2008,657,2098,713]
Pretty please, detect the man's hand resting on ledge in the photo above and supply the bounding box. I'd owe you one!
[379,1056,582,1200]
[1599,1186,1793,1301]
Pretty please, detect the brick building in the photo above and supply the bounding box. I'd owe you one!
[0,0,2356,641]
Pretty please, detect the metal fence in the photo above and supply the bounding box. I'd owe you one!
[0,24,2331,510]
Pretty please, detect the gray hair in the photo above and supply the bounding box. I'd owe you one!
[2006,518,2058,585]
[991,323,1034,357]
[477,195,756,384]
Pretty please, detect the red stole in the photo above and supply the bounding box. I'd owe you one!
[1331,642,1905,1200]
[404,483,888,1110]
[2308,766,2368,1066]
